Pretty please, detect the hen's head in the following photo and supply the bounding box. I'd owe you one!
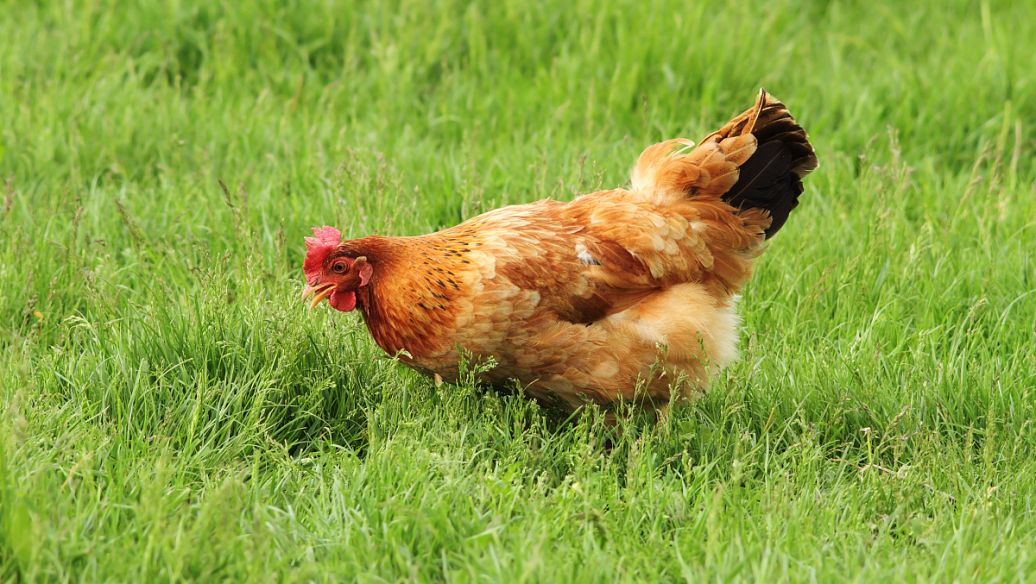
[301,226,372,312]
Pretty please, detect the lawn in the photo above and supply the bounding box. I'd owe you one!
[1,0,1034,581]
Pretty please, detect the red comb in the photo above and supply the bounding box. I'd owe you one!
[305,226,342,250]
[303,226,342,281]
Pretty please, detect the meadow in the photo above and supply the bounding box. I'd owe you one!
[1,0,1034,581]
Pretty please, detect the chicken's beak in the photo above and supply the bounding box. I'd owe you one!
[301,283,336,309]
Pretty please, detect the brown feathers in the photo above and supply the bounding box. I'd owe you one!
[310,92,816,413]
[630,89,817,237]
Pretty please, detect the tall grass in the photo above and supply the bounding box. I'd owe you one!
[2,0,1034,580]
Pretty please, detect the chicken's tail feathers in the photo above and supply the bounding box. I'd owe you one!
[630,90,818,238]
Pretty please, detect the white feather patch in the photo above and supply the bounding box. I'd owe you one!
[575,242,600,266]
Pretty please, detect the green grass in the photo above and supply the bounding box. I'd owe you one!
[2,0,1034,581]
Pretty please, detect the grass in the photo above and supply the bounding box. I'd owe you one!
[1,0,1034,581]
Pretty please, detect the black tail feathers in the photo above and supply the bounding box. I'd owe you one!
[719,90,818,238]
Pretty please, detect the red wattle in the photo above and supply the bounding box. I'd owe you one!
[329,290,357,312]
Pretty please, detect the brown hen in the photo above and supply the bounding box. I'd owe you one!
[303,90,817,413]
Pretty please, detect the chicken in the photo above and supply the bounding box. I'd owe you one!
[302,90,817,414]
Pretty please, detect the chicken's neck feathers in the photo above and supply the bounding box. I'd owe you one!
[341,234,471,360]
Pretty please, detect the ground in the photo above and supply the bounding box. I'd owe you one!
[1,0,1034,581]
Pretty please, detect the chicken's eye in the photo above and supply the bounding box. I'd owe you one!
[331,261,347,274]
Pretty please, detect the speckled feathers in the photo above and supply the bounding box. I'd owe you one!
[311,92,816,412]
